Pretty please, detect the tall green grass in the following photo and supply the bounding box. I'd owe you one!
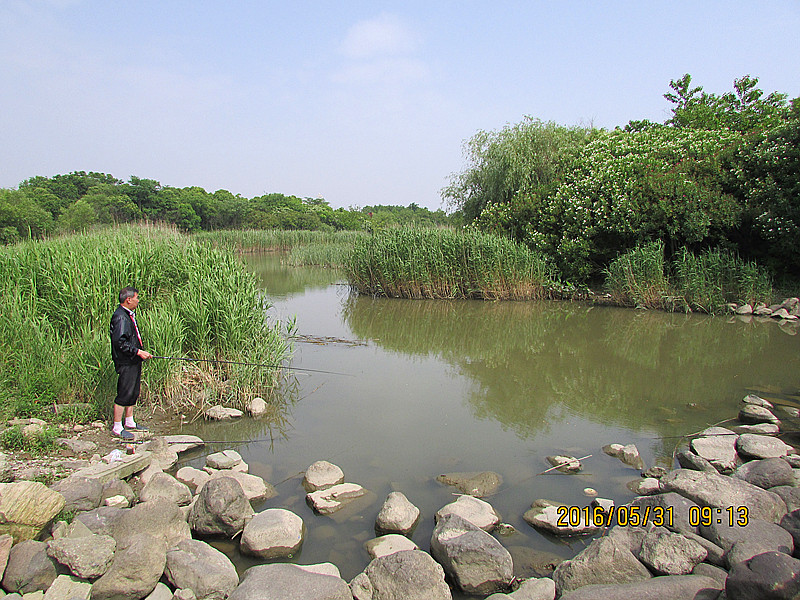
[193,229,366,253]
[0,224,290,419]
[604,242,772,313]
[345,228,557,300]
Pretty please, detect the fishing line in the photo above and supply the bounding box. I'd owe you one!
[150,355,352,377]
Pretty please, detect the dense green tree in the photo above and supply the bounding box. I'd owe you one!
[0,189,54,238]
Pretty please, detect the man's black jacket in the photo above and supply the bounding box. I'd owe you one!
[110,305,142,367]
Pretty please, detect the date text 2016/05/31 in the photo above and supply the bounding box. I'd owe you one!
[555,505,750,529]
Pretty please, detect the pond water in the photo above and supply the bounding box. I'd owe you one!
[178,253,800,592]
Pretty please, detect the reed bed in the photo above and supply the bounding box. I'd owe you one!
[193,229,366,253]
[604,243,772,314]
[345,228,557,300]
[0,224,290,420]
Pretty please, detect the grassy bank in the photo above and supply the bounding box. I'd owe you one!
[345,228,557,300]
[0,224,290,421]
[604,241,773,313]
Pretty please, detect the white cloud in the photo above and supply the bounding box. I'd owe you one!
[340,13,418,59]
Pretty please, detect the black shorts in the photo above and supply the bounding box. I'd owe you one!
[114,363,142,407]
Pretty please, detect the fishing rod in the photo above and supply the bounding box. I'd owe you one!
[150,355,353,377]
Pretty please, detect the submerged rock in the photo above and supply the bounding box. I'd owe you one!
[303,460,345,492]
[375,492,420,535]
[364,534,418,559]
[435,471,503,497]
[240,508,305,559]
[204,406,243,420]
[307,483,368,515]
[546,455,582,473]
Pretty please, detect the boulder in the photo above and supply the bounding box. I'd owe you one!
[190,477,254,537]
[0,481,65,542]
[161,435,204,454]
[630,477,661,495]
[141,472,193,506]
[142,437,180,470]
[523,504,601,537]
[145,583,174,600]
[690,427,739,473]
[733,457,795,489]
[682,531,726,567]
[630,492,700,536]
[1,540,58,594]
[176,467,211,492]
[204,406,243,420]
[700,516,793,561]
[74,506,124,537]
[101,479,135,506]
[302,461,345,492]
[246,397,269,417]
[660,469,787,523]
[675,450,717,473]
[54,438,98,454]
[552,536,651,594]
[726,551,800,600]
[364,534,418,559]
[350,550,451,600]
[435,471,503,497]
[307,483,368,515]
[113,498,191,548]
[736,434,794,460]
[637,528,707,575]
[47,532,116,579]
[602,444,624,458]
[42,575,92,600]
[206,450,243,470]
[228,563,351,600]
[375,492,420,535]
[742,394,774,409]
[546,455,582,472]
[92,533,167,600]
[165,538,239,600]
[620,444,645,469]
[240,509,304,559]
[485,577,556,600]
[558,575,722,600]
[0,533,12,575]
[771,486,800,513]
[738,404,780,425]
[203,471,276,503]
[436,495,500,531]
[430,513,513,595]
[691,562,728,586]
[735,423,781,434]
[780,509,800,551]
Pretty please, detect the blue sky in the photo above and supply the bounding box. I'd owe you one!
[1,1,798,210]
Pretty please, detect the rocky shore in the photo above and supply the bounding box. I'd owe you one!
[0,394,798,599]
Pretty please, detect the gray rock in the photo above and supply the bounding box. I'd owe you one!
[435,471,503,497]
[92,533,167,600]
[228,563,351,600]
[736,304,753,315]
[771,486,800,512]
[145,583,174,600]
[602,444,624,458]
[350,550,452,600]
[307,483,368,515]
[637,528,707,575]
[631,492,701,536]
[141,472,193,506]
[0,532,12,575]
[174,589,197,600]
[733,457,794,489]
[364,534,418,559]
[691,427,739,473]
[736,434,794,460]
[302,461,345,492]
[202,471,276,503]
[50,476,103,513]
[675,450,717,473]
[189,477,254,537]
[742,394,774,409]
[735,423,780,434]
[42,575,92,600]
[523,504,601,536]
[605,525,649,555]
[101,479,135,506]
[54,438,98,454]
[143,437,180,470]
[161,435,204,454]
[74,506,124,537]
[780,509,800,551]
[682,531,726,567]
[113,498,191,548]
[726,551,800,600]
[165,538,239,600]
[643,466,668,479]
[375,492,420,535]
[692,563,728,586]
[1,540,58,594]
[485,577,556,599]
[204,406,243,420]
[246,397,268,417]
[47,533,116,579]
[620,444,645,469]
[546,455,582,472]
[430,513,513,595]
[553,535,651,594]
[176,467,210,492]
[240,509,304,559]
[206,450,243,470]
[700,516,793,566]
[738,404,780,425]
[558,575,722,600]
[436,495,500,531]
[660,468,787,523]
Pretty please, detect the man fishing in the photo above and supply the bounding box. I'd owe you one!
[110,286,152,440]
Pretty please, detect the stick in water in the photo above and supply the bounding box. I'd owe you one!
[150,355,352,376]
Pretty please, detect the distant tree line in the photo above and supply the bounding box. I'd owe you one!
[0,173,458,244]
[443,74,799,281]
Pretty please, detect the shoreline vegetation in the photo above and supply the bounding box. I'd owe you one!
[0,224,290,426]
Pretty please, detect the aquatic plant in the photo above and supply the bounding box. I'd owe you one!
[604,241,672,309]
[345,228,557,300]
[193,229,366,253]
[0,224,290,419]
